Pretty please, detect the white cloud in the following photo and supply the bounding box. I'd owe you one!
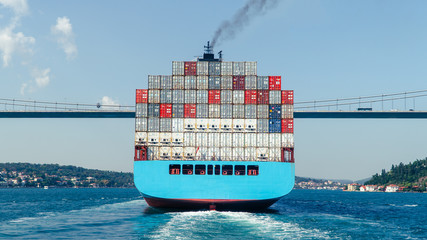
[33,67,50,87]
[100,96,119,110]
[51,16,77,60]
[0,0,28,17]
[0,0,34,67]
[20,67,51,95]
[0,26,34,67]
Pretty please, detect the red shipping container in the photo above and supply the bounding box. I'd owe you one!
[208,90,221,104]
[281,90,294,104]
[184,104,197,118]
[245,90,258,104]
[257,90,269,104]
[282,119,294,133]
[160,104,172,118]
[184,62,197,76]
[232,76,245,90]
[269,76,281,90]
[136,89,148,103]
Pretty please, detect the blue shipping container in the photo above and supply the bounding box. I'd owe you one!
[269,105,281,119]
[269,119,281,133]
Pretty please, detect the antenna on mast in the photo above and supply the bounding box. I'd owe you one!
[204,41,213,54]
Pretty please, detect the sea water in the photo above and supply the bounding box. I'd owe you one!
[0,188,425,239]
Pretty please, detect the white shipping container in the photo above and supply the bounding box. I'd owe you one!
[148,75,160,89]
[221,76,233,90]
[233,62,245,75]
[233,105,245,119]
[159,133,171,145]
[184,76,197,89]
[197,76,208,89]
[208,133,221,147]
[220,104,233,119]
[172,118,184,132]
[135,118,147,132]
[257,133,269,147]
[282,133,294,147]
[172,132,184,145]
[220,147,233,161]
[136,104,147,118]
[184,132,196,146]
[220,133,233,147]
[172,147,183,159]
[161,75,172,89]
[196,119,208,131]
[135,132,147,144]
[209,104,220,118]
[221,62,233,75]
[184,147,196,160]
[172,61,184,75]
[269,133,281,148]
[245,62,257,76]
[208,119,220,131]
[159,147,172,159]
[148,132,160,145]
[245,76,257,89]
[220,119,233,131]
[245,105,257,119]
[233,147,245,160]
[233,90,245,104]
[269,148,281,162]
[196,90,208,103]
[257,105,269,119]
[220,90,232,104]
[196,132,208,147]
[269,91,282,104]
[232,133,245,147]
[257,148,269,160]
[207,147,221,160]
[197,61,209,75]
[184,90,197,103]
[148,90,160,104]
[233,119,245,132]
[282,104,294,119]
[184,119,196,131]
[172,76,184,89]
[196,147,209,160]
[245,133,257,147]
[147,147,159,160]
[172,90,184,104]
[245,119,257,132]
[244,148,257,161]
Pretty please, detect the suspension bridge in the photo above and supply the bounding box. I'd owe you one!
[1,90,427,118]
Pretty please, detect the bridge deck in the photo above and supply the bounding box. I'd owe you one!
[1,111,427,118]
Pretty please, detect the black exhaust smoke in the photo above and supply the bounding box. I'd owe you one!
[211,0,279,48]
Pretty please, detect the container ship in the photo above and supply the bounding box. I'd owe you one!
[134,43,294,210]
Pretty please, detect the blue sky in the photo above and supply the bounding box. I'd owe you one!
[1,0,427,180]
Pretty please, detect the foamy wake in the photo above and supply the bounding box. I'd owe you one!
[2,200,147,238]
[150,211,331,239]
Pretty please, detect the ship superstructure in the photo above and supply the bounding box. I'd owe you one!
[134,43,294,210]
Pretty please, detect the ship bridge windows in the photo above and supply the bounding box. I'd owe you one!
[207,165,213,175]
[169,164,180,175]
[195,165,206,175]
[182,164,193,175]
[222,165,233,175]
[248,165,259,176]
[235,165,245,175]
[214,165,221,175]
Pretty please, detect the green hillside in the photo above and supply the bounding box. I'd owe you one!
[365,157,427,191]
[0,162,134,188]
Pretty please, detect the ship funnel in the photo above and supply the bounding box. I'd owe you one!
[199,41,220,62]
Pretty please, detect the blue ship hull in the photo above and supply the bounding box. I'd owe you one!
[134,160,295,210]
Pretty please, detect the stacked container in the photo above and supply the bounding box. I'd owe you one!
[135,60,294,162]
